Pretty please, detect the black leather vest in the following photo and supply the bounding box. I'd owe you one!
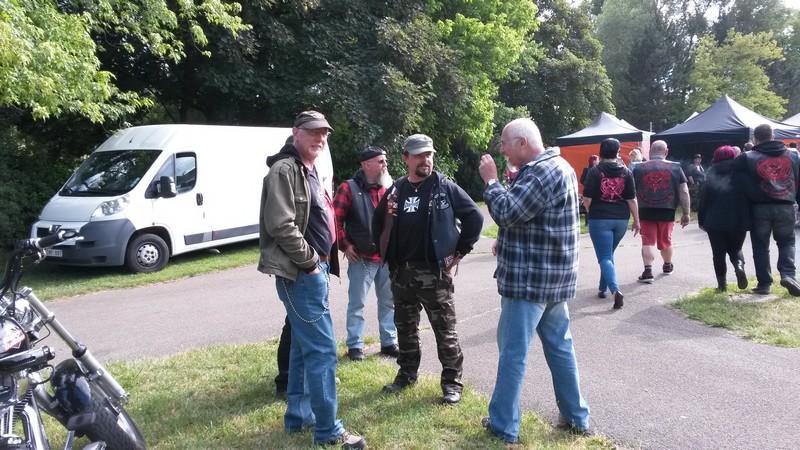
[745,149,799,203]
[346,179,378,255]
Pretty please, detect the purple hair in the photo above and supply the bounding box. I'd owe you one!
[712,145,737,164]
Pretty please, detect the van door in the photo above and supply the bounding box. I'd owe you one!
[150,151,208,253]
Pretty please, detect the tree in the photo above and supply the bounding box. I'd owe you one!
[594,0,712,130]
[594,0,662,127]
[711,0,791,42]
[499,0,614,145]
[767,8,800,118]
[0,0,139,122]
[231,0,539,187]
[0,0,246,123]
[687,30,786,118]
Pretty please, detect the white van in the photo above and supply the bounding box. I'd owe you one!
[31,124,334,273]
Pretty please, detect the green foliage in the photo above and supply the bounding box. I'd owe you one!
[768,9,800,118]
[0,0,145,122]
[594,0,715,130]
[0,0,246,123]
[0,122,79,246]
[687,31,786,118]
[432,0,539,148]
[500,0,613,145]
[711,0,791,42]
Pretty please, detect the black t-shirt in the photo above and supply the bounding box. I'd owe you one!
[583,163,635,220]
[304,167,334,256]
[394,177,436,263]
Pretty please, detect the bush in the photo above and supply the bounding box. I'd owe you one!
[0,124,75,246]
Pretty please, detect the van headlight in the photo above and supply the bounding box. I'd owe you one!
[92,194,130,217]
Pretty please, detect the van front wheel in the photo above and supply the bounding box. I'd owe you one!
[126,234,169,273]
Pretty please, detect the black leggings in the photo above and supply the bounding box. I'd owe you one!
[706,231,747,278]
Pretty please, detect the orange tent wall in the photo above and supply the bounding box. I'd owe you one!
[561,141,649,195]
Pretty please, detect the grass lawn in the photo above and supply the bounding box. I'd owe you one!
[6,241,261,301]
[671,284,800,348]
[45,342,614,450]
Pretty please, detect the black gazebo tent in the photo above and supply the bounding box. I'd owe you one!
[652,96,800,162]
[555,112,648,146]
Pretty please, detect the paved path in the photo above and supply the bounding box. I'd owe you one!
[42,210,799,449]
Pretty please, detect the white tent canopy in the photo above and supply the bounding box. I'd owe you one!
[785,112,800,126]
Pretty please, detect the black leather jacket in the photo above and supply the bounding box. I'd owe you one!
[372,172,483,271]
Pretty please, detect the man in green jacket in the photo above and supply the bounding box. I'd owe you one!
[258,110,365,449]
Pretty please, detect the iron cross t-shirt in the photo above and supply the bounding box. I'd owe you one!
[394,177,436,264]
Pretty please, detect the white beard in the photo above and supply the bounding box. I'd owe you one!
[379,171,393,189]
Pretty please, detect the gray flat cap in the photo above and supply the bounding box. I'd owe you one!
[402,134,436,155]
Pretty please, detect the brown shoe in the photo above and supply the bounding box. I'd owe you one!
[315,430,366,449]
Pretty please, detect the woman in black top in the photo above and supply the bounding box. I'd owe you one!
[698,145,751,291]
[582,139,640,309]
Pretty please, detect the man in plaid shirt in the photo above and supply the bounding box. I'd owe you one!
[332,146,398,361]
[478,118,591,443]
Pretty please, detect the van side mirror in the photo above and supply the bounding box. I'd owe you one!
[158,176,177,198]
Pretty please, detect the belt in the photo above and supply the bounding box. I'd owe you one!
[319,255,330,262]
[395,261,433,269]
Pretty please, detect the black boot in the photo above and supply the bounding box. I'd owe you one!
[613,290,624,309]
[716,276,727,292]
[734,260,748,289]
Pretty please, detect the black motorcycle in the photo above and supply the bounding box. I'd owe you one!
[0,231,146,449]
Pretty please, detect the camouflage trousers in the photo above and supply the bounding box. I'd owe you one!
[390,264,463,394]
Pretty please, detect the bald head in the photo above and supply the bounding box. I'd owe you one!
[650,140,668,159]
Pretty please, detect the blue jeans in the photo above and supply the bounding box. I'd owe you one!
[487,298,589,443]
[346,260,397,348]
[751,203,796,287]
[275,262,344,444]
[588,218,629,293]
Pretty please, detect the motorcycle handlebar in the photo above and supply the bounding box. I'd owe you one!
[17,230,80,253]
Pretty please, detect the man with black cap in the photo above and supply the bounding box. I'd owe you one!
[373,133,483,405]
[333,145,399,362]
[686,153,706,212]
[258,110,366,449]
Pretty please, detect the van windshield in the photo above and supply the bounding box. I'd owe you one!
[60,150,162,196]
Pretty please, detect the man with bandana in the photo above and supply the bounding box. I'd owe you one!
[333,146,398,361]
